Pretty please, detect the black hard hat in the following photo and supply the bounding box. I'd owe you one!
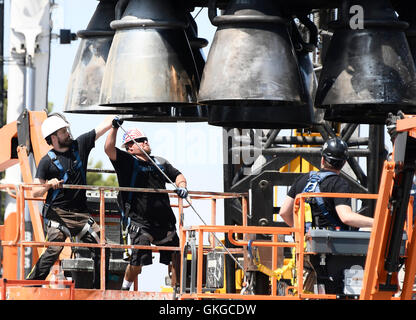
[321,137,349,168]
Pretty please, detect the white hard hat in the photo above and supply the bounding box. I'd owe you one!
[41,115,70,139]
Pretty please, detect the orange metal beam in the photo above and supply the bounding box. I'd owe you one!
[0,121,18,171]
[401,222,416,300]
[28,111,51,166]
[17,148,45,250]
[360,161,397,300]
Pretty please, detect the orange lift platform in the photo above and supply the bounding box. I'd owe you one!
[0,111,416,300]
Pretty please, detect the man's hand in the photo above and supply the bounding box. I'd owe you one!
[48,178,64,190]
[175,187,188,199]
[386,111,405,143]
[112,116,124,129]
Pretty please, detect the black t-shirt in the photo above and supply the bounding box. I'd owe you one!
[111,148,181,230]
[36,130,96,214]
[287,170,351,229]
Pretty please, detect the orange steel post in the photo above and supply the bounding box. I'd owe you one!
[210,199,216,248]
[0,279,5,300]
[197,228,204,297]
[271,234,278,296]
[406,197,414,241]
[297,196,305,296]
[360,161,396,300]
[401,220,416,300]
[19,185,26,280]
[241,196,248,227]
[178,197,183,235]
[178,196,184,295]
[2,218,18,279]
[241,195,248,288]
[99,189,106,290]
[179,227,187,295]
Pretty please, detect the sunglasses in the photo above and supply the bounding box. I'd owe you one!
[126,138,148,147]
[135,138,148,143]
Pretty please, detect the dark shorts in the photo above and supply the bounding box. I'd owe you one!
[129,227,179,267]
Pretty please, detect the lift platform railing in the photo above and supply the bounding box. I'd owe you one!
[0,182,248,293]
[2,183,415,299]
[295,191,415,300]
[179,189,415,300]
[293,191,378,300]
[179,224,302,300]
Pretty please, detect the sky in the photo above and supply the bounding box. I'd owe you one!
[6,0,223,291]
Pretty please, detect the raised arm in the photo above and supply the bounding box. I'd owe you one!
[175,174,187,188]
[94,115,114,141]
[105,126,118,161]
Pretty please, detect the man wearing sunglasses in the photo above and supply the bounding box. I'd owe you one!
[105,119,188,291]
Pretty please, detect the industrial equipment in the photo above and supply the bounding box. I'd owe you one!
[1,0,416,301]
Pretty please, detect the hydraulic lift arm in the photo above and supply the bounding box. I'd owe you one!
[361,114,416,300]
[0,110,51,248]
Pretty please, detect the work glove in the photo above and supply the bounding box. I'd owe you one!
[386,110,405,144]
[112,116,124,129]
[175,187,188,199]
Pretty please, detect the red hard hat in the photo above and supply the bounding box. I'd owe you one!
[121,128,147,148]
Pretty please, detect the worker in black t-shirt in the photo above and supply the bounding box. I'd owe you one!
[27,113,113,287]
[280,137,373,230]
[279,137,373,294]
[105,118,188,291]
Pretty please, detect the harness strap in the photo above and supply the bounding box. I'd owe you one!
[75,217,100,244]
[48,220,71,239]
[127,220,175,245]
[47,151,68,205]
[128,222,154,242]
[48,218,100,244]
[303,171,340,230]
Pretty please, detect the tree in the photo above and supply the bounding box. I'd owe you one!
[87,159,118,187]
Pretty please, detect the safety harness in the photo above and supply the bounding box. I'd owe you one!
[43,143,99,244]
[119,156,175,260]
[44,143,86,215]
[247,171,343,292]
[302,171,341,231]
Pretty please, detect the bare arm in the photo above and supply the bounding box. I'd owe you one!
[104,127,118,161]
[175,174,187,188]
[32,177,63,198]
[94,115,114,141]
[335,205,374,228]
[279,195,295,227]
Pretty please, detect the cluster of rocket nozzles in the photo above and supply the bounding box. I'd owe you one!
[64,0,416,128]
